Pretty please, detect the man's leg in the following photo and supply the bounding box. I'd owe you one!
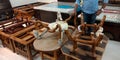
[88,13,96,33]
[83,12,96,35]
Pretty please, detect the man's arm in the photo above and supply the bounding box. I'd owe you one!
[96,0,109,15]
[71,0,80,16]
[73,4,78,16]
[100,3,107,9]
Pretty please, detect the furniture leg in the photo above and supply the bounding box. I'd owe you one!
[40,52,43,60]
[65,55,68,60]
[26,45,32,60]
[54,50,57,60]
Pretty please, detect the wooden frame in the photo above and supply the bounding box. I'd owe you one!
[60,15,106,60]
[0,19,33,51]
[0,20,36,60]
[72,15,106,57]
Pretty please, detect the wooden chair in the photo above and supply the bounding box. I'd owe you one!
[10,24,38,60]
[0,20,36,60]
[72,15,106,57]
[60,15,106,60]
[61,30,104,60]
[0,19,33,52]
[78,15,106,35]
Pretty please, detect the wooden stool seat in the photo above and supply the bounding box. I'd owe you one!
[33,32,61,51]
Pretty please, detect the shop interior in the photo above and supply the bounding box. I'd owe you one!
[0,0,120,60]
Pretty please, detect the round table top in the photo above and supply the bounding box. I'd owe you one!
[33,32,67,51]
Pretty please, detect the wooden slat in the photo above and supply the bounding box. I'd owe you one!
[12,25,35,36]
[25,37,36,45]
[4,21,26,29]
[21,35,34,41]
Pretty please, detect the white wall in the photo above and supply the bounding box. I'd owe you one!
[37,0,57,3]
[9,0,38,7]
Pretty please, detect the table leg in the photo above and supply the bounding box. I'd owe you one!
[40,52,43,60]
[65,55,68,60]
[54,51,57,60]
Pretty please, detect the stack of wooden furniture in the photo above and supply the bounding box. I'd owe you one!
[61,15,107,60]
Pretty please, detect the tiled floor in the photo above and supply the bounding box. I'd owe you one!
[0,40,120,60]
[102,40,120,60]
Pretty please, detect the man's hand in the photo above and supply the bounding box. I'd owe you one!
[97,2,107,16]
[71,11,77,17]
[96,9,102,16]
[71,4,78,16]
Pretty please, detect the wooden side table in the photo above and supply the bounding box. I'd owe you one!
[33,32,68,60]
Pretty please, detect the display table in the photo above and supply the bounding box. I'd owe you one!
[34,2,74,14]
[97,11,120,23]
[34,2,74,22]
[96,8,120,41]
[33,31,68,60]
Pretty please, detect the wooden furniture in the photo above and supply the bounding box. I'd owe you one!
[72,15,106,56]
[72,30,104,57]
[61,35,109,60]
[0,19,33,52]
[0,30,14,51]
[33,31,68,60]
[13,2,46,21]
[10,24,37,60]
[0,19,33,33]
[0,20,36,60]
[59,15,107,60]
[33,16,74,60]
[80,15,106,34]
[14,7,35,20]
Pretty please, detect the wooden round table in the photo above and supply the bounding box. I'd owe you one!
[33,32,67,60]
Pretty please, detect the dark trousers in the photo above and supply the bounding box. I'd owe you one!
[83,12,96,34]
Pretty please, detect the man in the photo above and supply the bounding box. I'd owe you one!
[72,0,109,34]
